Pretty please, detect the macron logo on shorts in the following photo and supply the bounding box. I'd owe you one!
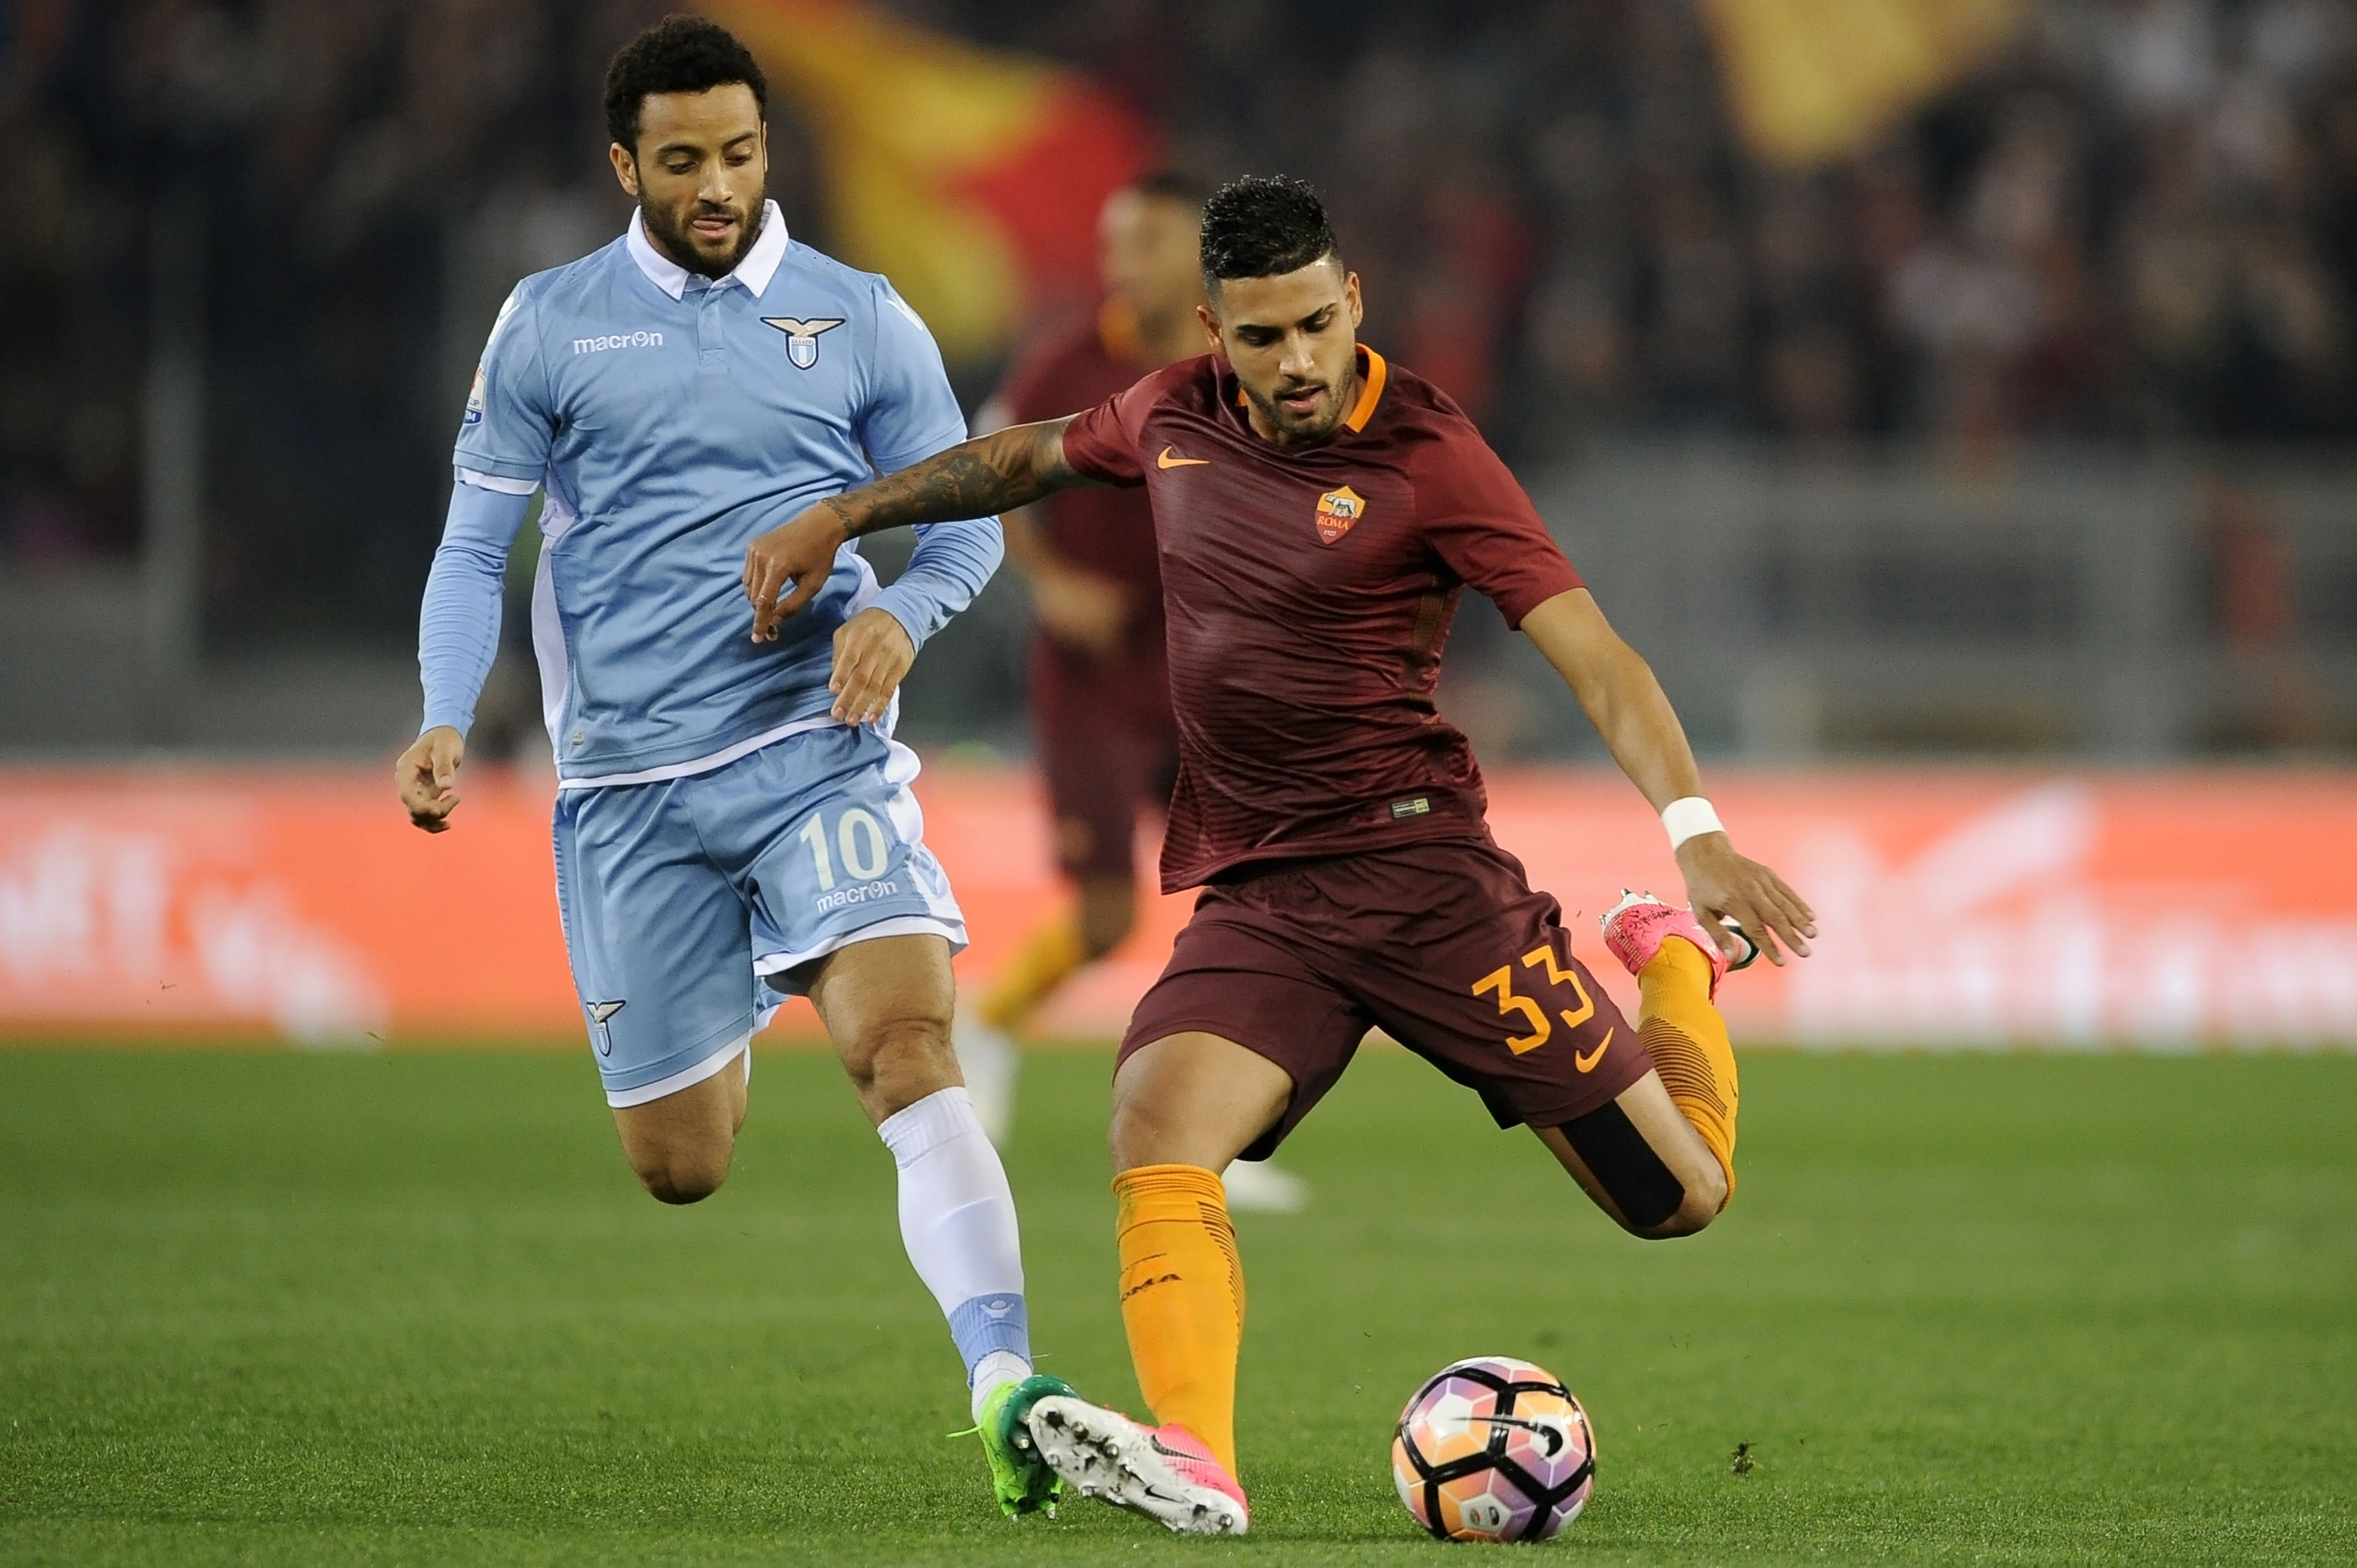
[815,878,900,913]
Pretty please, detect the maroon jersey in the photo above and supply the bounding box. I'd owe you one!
[1061,345,1584,891]
[993,310,1170,723]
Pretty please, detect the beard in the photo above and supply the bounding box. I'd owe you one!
[642,191,765,279]
[1244,376,1344,444]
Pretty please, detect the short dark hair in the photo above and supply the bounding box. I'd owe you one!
[604,15,770,154]
[1199,175,1339,292]
[1128,168,1210,209]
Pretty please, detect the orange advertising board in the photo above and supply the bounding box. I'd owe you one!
[1,764,2351,1050]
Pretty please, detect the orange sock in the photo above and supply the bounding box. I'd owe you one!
[1639,937,1739,1204]
[976,913,1089,1031]
[1113,1163,1244,1476]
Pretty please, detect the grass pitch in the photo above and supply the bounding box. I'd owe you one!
[2,1046,2352,1566]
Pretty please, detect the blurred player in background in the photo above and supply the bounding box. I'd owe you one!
[953,172,1308,1214]
[394,17,1078,1520]
[742,176,1814,1536]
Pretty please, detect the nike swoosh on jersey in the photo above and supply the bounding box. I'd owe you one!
[1574,1027,1613,1074]
[1156,445,1210,468]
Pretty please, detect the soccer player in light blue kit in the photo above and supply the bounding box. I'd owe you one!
[392,18,1076,1518]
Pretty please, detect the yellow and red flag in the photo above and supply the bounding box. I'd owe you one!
[701,0,1154,363]
[1699,0,2028,167]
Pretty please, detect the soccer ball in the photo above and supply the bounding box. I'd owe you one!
[1390,1355,1595,1543]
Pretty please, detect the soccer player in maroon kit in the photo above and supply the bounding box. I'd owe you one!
[951,171,1308,1210]
[744,177,1815,1536]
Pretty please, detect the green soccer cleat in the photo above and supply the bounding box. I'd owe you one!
[975,1373,1078,1518]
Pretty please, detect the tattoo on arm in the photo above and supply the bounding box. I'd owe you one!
[830,417,1084,538]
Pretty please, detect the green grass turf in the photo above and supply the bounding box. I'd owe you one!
[1,1048,2353,1566]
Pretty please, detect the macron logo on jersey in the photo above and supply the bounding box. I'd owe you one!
[572,331,666,355]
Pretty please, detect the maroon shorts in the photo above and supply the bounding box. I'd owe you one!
[1033,659,1179,884]
[1118,837,1653,1158]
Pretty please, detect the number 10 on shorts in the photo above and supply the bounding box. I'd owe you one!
[797,807,892,891]
[1473,947,1597,1055]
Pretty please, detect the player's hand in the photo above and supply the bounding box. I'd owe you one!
[1674,834,1815,966]
[744,504,849,641]
[1029,564,1130,657]
[397,726,466,833]
[829,607,915,726]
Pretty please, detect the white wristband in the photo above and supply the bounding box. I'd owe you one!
[1661,796,1723,850]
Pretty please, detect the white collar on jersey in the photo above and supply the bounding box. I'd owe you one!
[626,198,789,301]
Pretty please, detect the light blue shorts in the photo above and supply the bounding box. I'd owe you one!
[552,724,967,1106]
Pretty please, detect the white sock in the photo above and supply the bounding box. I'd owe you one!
[876,1086,1033,1420]
[968,1349,1031,1413]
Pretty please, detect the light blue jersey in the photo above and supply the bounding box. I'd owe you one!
[415,203,994,1106]
[412,203,1033,1410]
[442,200,1000,782]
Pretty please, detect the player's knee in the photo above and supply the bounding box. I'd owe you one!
[1105,1095,1153,1167]
[1630,1160,1727,1240]
[631,1143,733,1205]
[1560,1101,1726,1240]
[1690,1158,1730,1222]
[1107,1084,1186,1168]
[842,1013,956,1107]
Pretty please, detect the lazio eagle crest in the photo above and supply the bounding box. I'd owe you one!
[586,999,626,1058]
[762,316,845,369]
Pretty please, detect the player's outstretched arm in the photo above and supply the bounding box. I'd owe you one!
[1520,589,1817,964]
[398,478,533,832]
[744,417,1086,640]
[974,396,1131,657]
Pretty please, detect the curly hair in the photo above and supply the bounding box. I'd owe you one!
[1198,175,1340,291]
[603,15,770,153]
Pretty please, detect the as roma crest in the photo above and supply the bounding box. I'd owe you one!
[1314,484,1365,544]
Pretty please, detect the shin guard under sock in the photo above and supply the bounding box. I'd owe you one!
[876,1087,1032,1417]
[1113,1163,1243,1476]
[1638,937,1740,1204]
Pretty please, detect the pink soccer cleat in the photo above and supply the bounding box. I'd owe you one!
[1599,890,1756,999]
[1026,1395,1249,1536]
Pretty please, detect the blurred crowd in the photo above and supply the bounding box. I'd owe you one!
[3,0,2356,622]
[0,0,651,626]
[964,0,2357,452]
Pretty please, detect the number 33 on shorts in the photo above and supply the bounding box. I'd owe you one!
[1473,947,1600,1059]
